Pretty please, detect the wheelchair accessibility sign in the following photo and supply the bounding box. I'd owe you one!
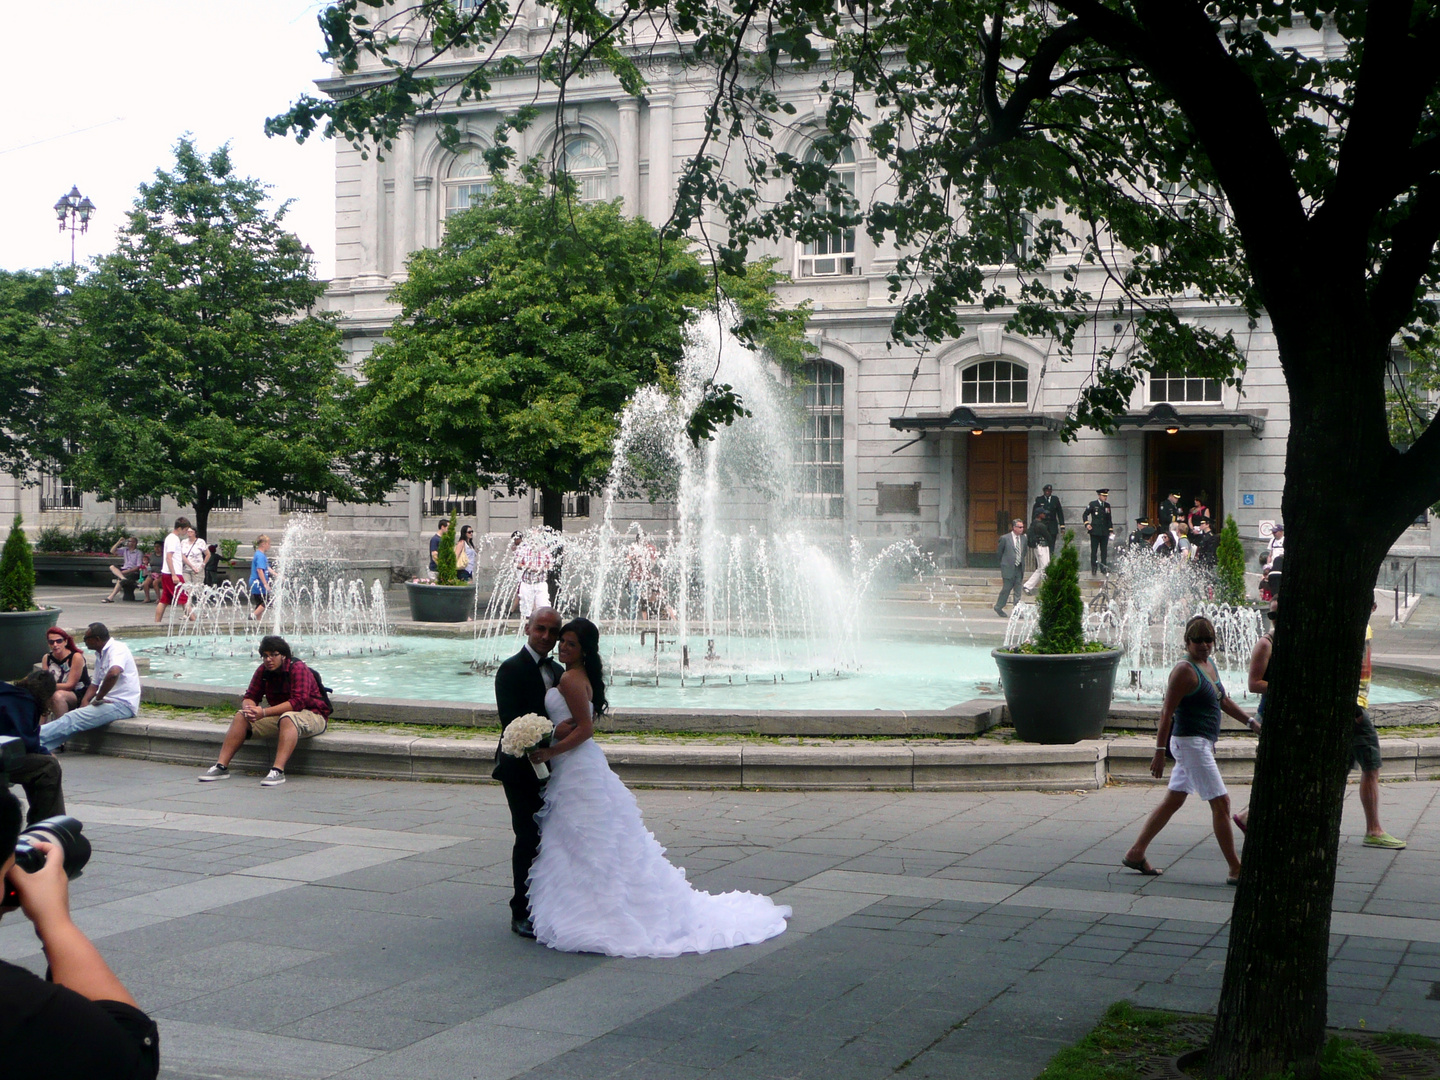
[1242,493,1256,506]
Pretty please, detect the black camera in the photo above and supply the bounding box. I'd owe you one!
[0,736,92,907]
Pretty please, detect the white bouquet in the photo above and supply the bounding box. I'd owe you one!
[501,713,556,779]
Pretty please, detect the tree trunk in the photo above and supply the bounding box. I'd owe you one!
[1209,334,1408,1078]
[541,487,565,532]
[192,495,211,543]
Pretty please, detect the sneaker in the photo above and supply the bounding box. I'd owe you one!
[198,764,230,782]
[260,768,286,787]
[1363,832,1406,850]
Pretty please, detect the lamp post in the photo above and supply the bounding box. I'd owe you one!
[53,185,95,267]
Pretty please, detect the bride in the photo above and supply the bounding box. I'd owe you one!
[525,618,791,957]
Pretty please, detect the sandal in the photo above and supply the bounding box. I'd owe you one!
[1226,874,1241,886]
[1121,856,1162,877]
[101,598,114,604]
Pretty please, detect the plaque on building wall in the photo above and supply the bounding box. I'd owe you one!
[876,481,921,515]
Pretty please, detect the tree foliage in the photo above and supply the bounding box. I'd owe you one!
[1032,530,1084,654]
[0,515,36,614]
[0,270,70,480]
[50,139,387,538]
[354,172,806,528]
[275,4,1440,1075]
[1216,515,1248,607]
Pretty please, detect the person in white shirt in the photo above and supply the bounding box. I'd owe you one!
[39,624,142,751]
[154,517,192,623]
[180,528,207,601]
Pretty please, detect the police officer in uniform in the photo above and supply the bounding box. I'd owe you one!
[1083,488,1114,574]
[1030,484,1065,547]
[1128,518,1150,548]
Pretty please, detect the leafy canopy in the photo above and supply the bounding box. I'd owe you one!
[354,171,807,504]
[52,138,387,535]
[0,270,70,480]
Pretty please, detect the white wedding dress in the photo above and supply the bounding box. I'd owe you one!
[528,686,791,957]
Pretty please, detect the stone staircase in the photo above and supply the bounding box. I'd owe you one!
[867,568,1111,621]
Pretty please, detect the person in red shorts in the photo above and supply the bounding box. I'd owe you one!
[153,517,191,623]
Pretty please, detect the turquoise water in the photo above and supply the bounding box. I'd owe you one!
[135,636,1433,712]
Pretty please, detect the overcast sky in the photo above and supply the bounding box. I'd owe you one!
[1,1,339,279]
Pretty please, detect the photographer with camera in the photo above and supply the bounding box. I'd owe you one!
[0,786,159,1077]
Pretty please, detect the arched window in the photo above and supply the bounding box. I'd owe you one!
[558,135,610,202]
[444,150,493,218]
[799,360,845,517]
[960,360,1027,405]
[798,145,857,277]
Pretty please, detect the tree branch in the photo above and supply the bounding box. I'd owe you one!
[1370,173,1440,337]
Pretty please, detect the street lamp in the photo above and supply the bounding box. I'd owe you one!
[53,185,95,266]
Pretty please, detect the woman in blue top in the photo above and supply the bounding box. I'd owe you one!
[1122,615,1259,885]
[249,535,273,621]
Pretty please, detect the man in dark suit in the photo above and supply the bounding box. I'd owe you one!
[492,606,563,938]
[1030,484,1064,547]
[1157,489,1182,533]
[1083,488,1114,574]
[994,519,1028,616]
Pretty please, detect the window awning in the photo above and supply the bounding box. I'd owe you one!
[888,406,1066,434]
[1113,403,1266,435]
[888,403,1265,437]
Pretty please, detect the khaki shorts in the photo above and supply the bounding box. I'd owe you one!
[247,710,327,740]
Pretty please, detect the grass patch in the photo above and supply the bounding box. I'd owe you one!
[1034,1002,1197,1080]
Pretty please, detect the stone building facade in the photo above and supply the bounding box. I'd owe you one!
[10,11,1432,574]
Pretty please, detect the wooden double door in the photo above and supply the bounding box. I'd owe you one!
[967,432,1030,566]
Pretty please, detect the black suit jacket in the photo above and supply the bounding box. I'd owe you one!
[492,648,562,779]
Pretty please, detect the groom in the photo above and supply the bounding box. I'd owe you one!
[493,606,563,939]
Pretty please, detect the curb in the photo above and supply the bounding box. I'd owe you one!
[61,717,1440,791]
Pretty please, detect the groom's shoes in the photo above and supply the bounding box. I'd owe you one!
[511,916,536,939]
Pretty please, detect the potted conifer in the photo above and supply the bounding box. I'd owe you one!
[991,530,1121,743]
[405,509,476,622]
[0,515,60,680]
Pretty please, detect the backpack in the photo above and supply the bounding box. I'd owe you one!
[296,661,335,715]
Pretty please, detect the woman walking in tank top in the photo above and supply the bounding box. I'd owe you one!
[1122,615,1260,885]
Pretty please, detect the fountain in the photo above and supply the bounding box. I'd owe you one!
[1001,544,1265,701]
[159,515,391,660]
[470,311,930,687]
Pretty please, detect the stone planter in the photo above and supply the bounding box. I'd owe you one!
[991,648,1123,744]
[0,607,61,681]
[405,581,475,622]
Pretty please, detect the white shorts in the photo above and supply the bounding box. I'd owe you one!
[518,580,550,620]
[1167,735,1228,802]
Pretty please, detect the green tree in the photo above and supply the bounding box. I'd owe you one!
[436,509,460,586]
[0,269,71,478]
[0,515,36,613]
[1216,516,1248,607]
[275,5,1440,1074]
[54,139,386,538]
[1033,530,1084,654]
[354,172,806,530]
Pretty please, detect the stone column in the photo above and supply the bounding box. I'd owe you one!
[645,91,674,224]
[357,150,383,284]
[391,122,416,280]
[618,98,641,217]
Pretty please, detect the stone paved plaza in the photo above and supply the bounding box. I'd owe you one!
[3,756,1439,1079]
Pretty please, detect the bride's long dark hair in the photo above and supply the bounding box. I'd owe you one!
[560,617,608,716]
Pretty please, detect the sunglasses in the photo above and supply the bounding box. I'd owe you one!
[47,638,65,646]
[1189,636,1215,644]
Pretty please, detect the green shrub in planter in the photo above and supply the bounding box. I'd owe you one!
[1216,515,1247,606]
[1004,531,1109,655]
[436,509,460,586]
[219,539,239,561]
[36,526,75,553]
[1,515,36,612]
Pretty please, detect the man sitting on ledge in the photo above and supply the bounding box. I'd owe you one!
[40,624,141,752]
[198,636,330,787]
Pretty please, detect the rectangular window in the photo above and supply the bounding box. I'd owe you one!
[798,363,844,518]
[116,494,161,512]
[529,492,591,518]
[1148,370,1223,404]
[799,153,858,277]
[426,481,477,517]
[279,493,329,514]
[445,180,494,218]
[39,465,81,512]
[211,495,245,513]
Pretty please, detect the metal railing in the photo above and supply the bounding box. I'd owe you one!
[1381,555,1420,621]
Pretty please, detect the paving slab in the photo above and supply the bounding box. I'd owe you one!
[5,755,1440,1080]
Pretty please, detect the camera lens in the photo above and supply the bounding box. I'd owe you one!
[4,816,91,908]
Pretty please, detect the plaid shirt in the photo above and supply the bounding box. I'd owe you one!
[244,659,330,718]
